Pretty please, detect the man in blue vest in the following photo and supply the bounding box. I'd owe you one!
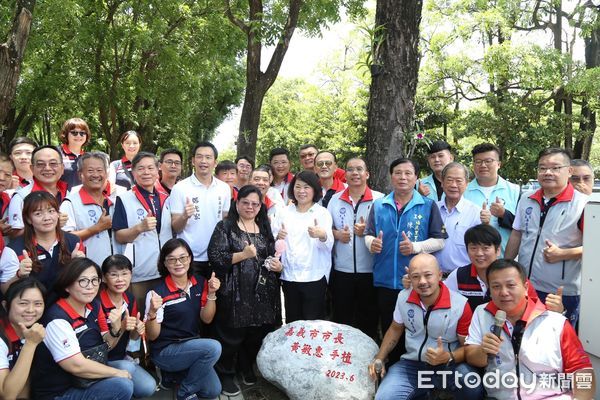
[369,253,482,400]
[365,158,447,354]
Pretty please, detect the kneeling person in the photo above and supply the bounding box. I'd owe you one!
[369,253,482,400]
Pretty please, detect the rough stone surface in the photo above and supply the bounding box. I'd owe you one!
[257,320,378,400]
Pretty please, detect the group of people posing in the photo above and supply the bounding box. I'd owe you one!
[0,117,595,400]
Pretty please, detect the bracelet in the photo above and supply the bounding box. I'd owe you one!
[109,328,122,338]
[446,351,455,366]
[147,314,157,321]
[207,294,217,301]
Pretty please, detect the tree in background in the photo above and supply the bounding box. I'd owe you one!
[0,0,35,142]
[225,0,366,162]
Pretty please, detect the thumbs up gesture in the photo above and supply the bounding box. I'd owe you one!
[425,336,448,366]
[18,250,33,277]
[71,243,85,258]
[354,216,366,236]
[399,231,414,256]
[277,223,288,240]
[108,307,123,333]
[371,231,383,253]
[242,240,257,259]
[95,208,112,232]
[19,322,45,345]
[418,182,431,197]
[480,201,491,224]
[148,290,163,314]
[140,216,157,232]
[208,272,220,293]
[543,239,563,263]
[0,216,12,236]
[59,212,69,228]
[308,218,326,240]
[184,197,196,219]
[135,312,145,336]
[337,225,351,244]
[123,309,138,331]
[545,286,565,314]
[489,196,506,218]
[402,266,411,289]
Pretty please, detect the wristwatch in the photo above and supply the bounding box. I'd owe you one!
[446,351,455,367]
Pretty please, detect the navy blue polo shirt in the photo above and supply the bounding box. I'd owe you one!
[31,298,109,400]
[113,185,165,233]
[149,274,208,356]
[99,289,137,361]
[0,321,24,370]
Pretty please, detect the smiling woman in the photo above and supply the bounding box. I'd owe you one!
[58,118,91,190]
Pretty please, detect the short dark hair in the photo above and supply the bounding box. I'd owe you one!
[428,140,452,154]
[288,170,322,204]
[132,151,158,169]
[472,143,502,161]
[345,156,368,171]
[252,164,273,176]
[269,147,290,162]
[299,144,318,152]
[464,224,502,249]
[486,258,527,284]
[8,137,38,154]
[54,258,102,299]
[101,254,133,275]
[192,141,218,159]
[160,148,183,163]
[315,150,337,163]
[537,147,572,164]
[215,160,237,175]
[32,145,63,164]
[157,238,194,278]
[235,155,254,169]
[389,158,419,176]
[5,278,47,315]
[570,159,593,169]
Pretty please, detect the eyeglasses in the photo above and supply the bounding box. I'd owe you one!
[299,152,316,159]
[165,255,190,266]
[162,160,182,166]
[78,277,101,288]
[34,161,61,169]
[537,165,569,174]
[69,130,87,137]
[474,159,498,166]
[239,200,261,208]
[316,160,333,168]
[346,167,365,173]
[237,163,252,170]
[106,271,132,280]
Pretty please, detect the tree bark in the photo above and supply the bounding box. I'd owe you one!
[231,0,302,162]
[365,0,423,192]
[0,0,35,146]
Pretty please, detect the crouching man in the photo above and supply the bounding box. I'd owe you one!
[465,259,595,399]
[369,253,483,400]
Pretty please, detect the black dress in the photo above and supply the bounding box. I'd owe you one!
[208,219,281,328]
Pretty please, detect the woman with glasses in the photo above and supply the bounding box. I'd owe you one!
[0,192,85,297]
[31,258,134,400]
[146,238,221,400]
[208,185,282,396]
[275,171,333,323]
[58,118,91,190]
[0,278,46,399]
[109,130,142,190]
[99,255,156,398]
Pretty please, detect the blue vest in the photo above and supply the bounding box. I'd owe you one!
[372,190,436,289]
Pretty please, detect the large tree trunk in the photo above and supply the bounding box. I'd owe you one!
[365,0,423,192]
[232,0,302,163]
[0,0,35,147]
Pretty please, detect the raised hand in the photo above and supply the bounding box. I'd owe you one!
[545,286,564,314]
[140,216,157,232]
[19,322,45,345]
[71,243,85,258]
[123,309,137,331]
[371,231,383,253]
[208,272,220,293]
[135,312,145,336]
[59,212,69,228]
[242,241,257,259]
[543,240,563,263]
[338,225,351,244]
[480,201,491,224]
[148,291,163,314]
[184,197,196,219]
[402,266,411,289]
[0,217,12,236]
[95,208,112,232]
[489,196,505,218]
[108,308,123,333]
[18,250,33,277]
[353,216,366,236]
[308,218,326,240]
[418,182,431,197]
[399,231,413,256]
[277,223,288,240]
[425,337,448,366]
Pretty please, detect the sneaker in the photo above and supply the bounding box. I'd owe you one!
[221,375,241,396]
[242,369,257,386]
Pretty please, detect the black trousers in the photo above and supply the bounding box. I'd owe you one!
[282,277,327,323]
[211,321,273,378]
[377,286,405,364]
[330,269,379,340]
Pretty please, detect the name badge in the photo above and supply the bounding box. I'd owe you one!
[37,254,47,261]
[74,324,88,334]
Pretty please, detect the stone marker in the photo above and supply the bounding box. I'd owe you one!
[257,320,378,400]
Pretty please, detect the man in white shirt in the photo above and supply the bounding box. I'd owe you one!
[170,141,230,279]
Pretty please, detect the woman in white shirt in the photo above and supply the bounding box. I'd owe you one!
[275,171,333,322]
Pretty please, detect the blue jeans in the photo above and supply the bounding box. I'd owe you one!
[375,359,483,400]
[537,290,580,327]
[108,359,157,398]
[56,376,133,400]
[152,338,221,400]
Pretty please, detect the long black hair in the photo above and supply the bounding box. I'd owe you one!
[227,185,274,240]
[1,278,47,350]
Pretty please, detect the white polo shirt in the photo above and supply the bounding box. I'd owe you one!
[170,174,231,261]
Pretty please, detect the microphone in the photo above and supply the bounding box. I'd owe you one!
[487,310,506,365]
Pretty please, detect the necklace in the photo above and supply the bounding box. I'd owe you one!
[239,218,258,259]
